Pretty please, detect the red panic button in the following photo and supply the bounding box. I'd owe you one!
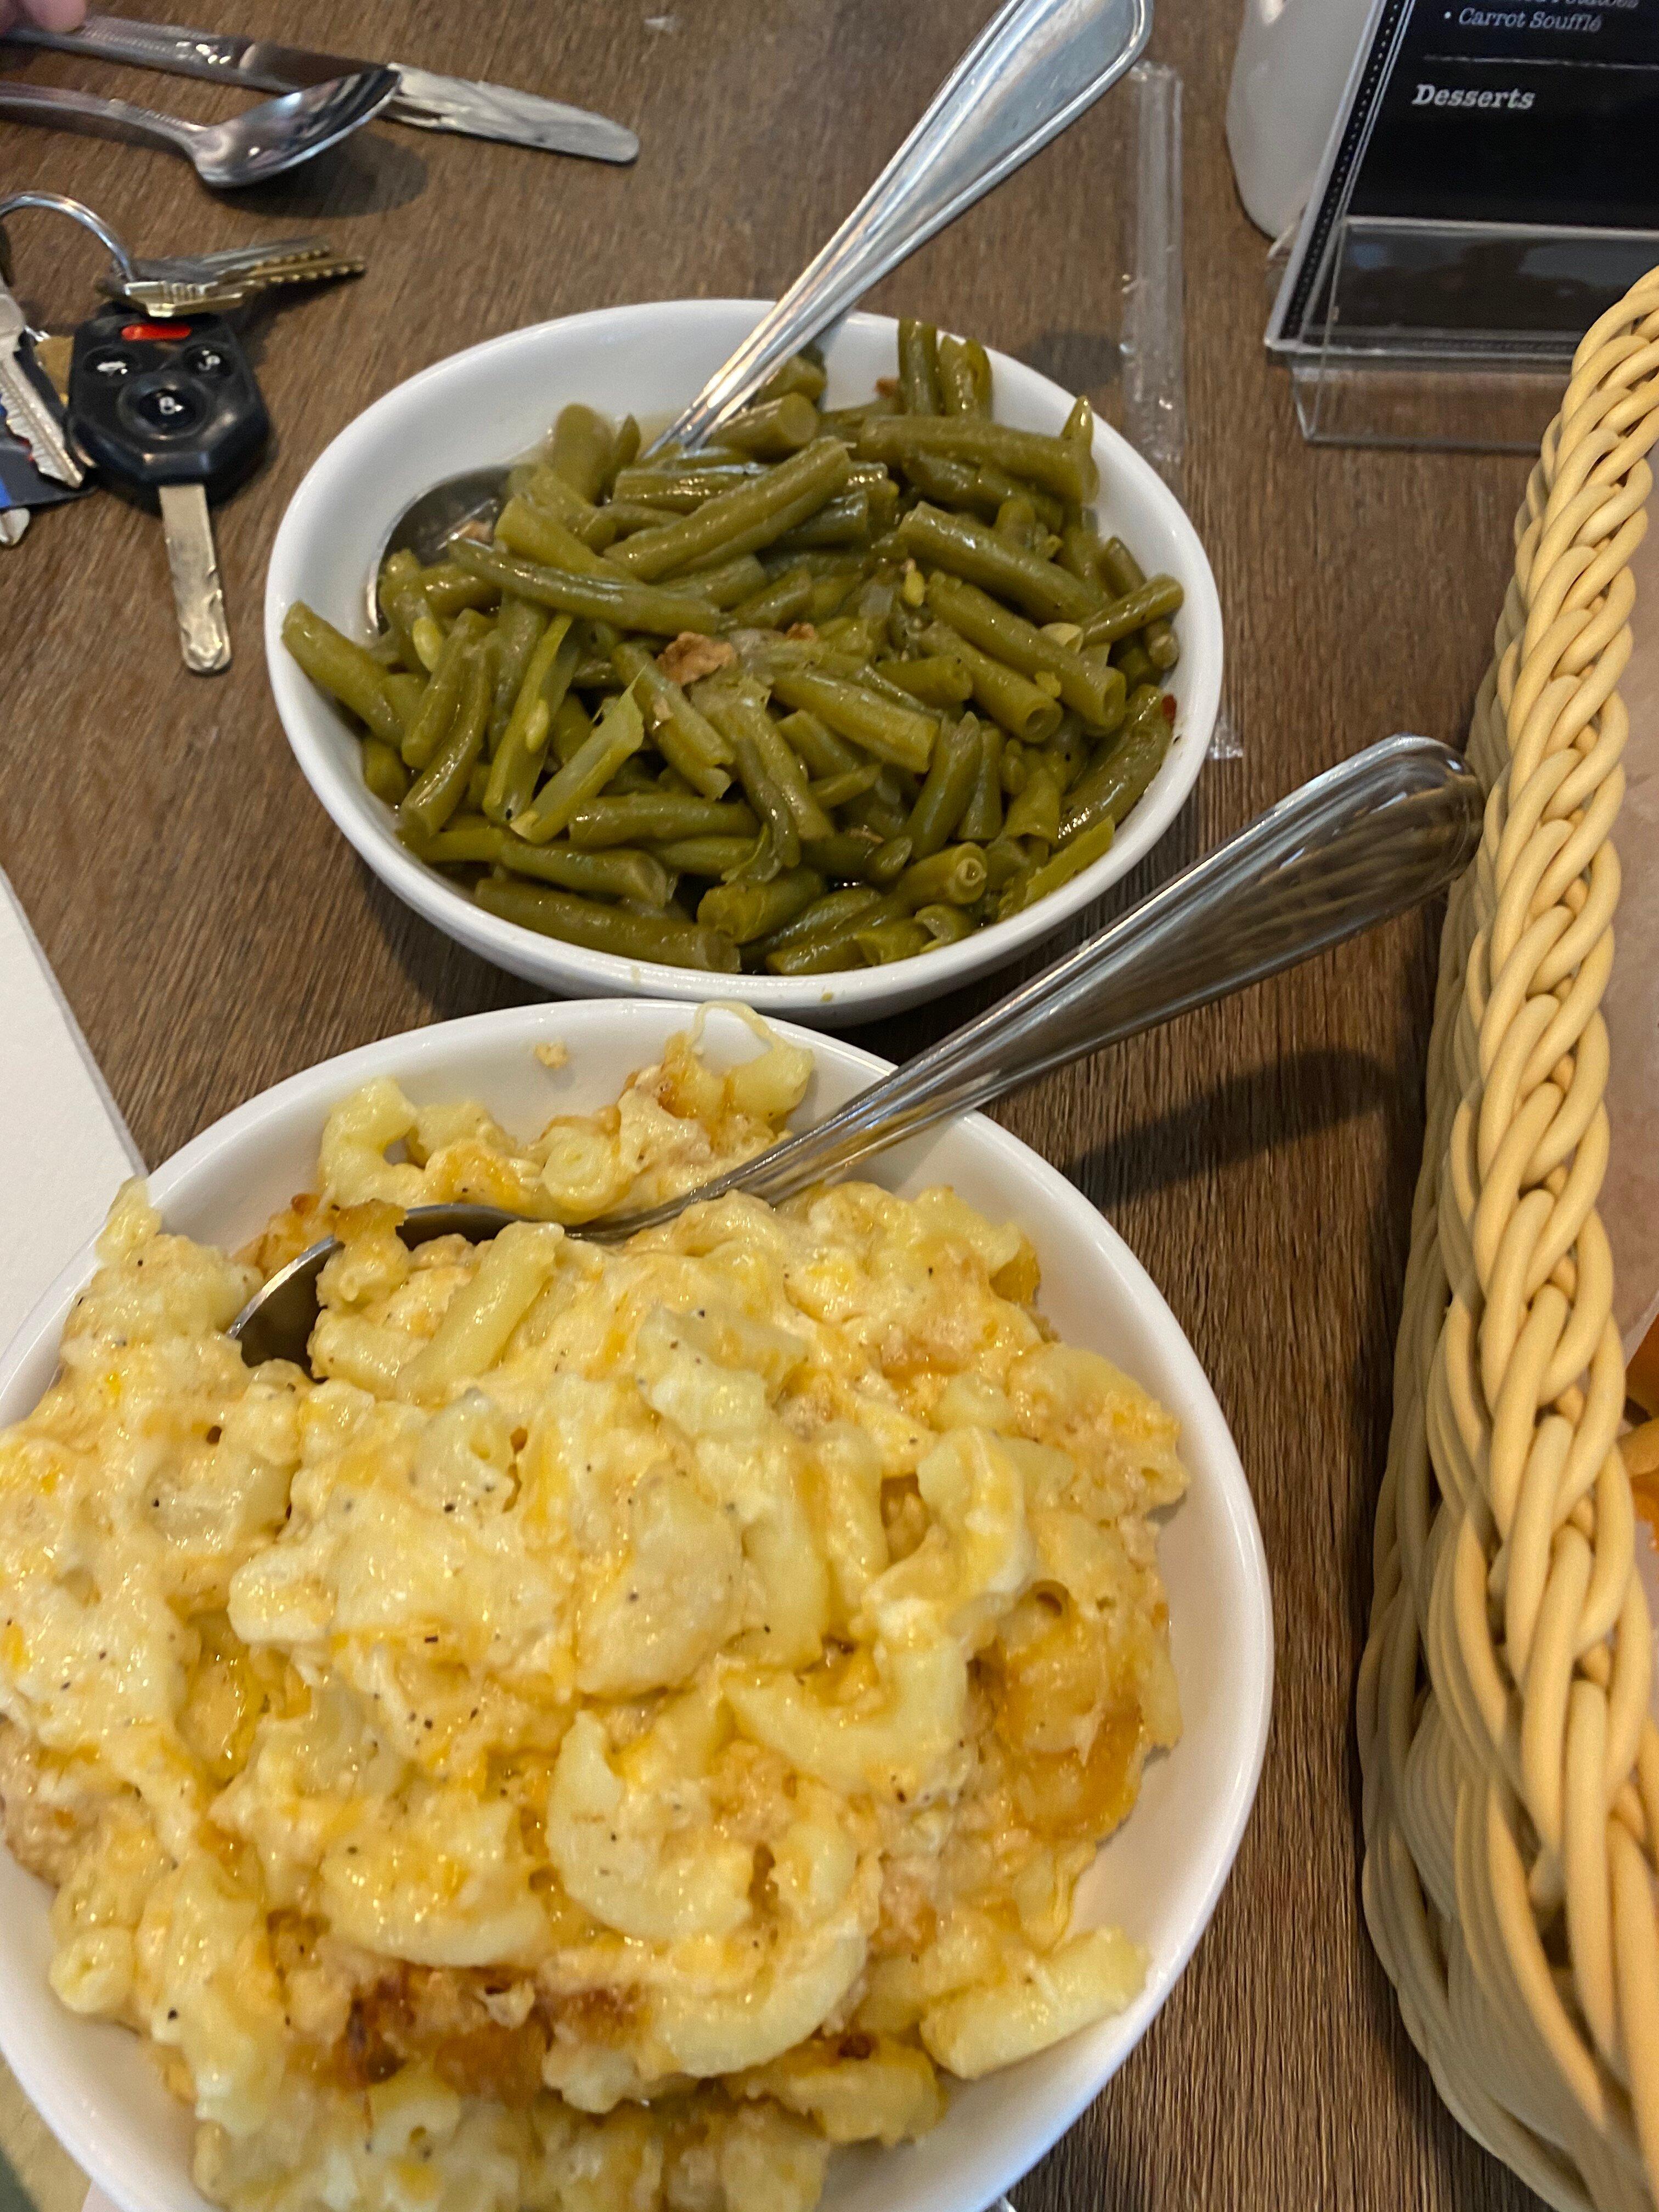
[120,322,193,341]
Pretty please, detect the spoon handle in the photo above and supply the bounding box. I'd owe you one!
[0,82,199,165]
[653,0,1152,453]
[620,733,1483,1227]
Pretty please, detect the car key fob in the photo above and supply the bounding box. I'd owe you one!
[66,307,269,495]
[65,309,270,676]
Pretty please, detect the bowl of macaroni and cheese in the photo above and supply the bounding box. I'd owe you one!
[0,1002,1270,2212]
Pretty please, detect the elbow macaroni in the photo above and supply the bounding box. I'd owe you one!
[0,1020,1186,2212]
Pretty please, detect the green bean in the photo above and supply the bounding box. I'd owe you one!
[923,571,1124,729]
[709,391,821,458]
[795,828,874,878]
[487,597,550,753]
[755,883,884,956]
[398,644,493,838]
[856,917,932,965]
[857,414,1096,505]
[452,541,721,637]
[466,760,492,811]
[994,494,1043,552]
[1002,812,1116,915]
[566,793,759,848]
[874,654,973,708]
[475,876,739,972]
[918,618,1062,745]
[897,503,1098,625]
[484,616,575,825]
[400,610,491,768]
[597,500,682,539]
[897,844,987,908]
[282,603,405,746]
[905,714,981,860]
[383,670,427,731]
[397,814,504,865]
[891,450,1066,532]
[808,764,883,809]
[545,403,615,502]
[612,640,733,799]
[648,835,762,877]
[493,496,628,579]
[1113,640,1157,690]
[610,439,851,580]
[958,721,1005,842]
[768,488,874,552]
[612,459,768,510]
[939,334,992,416]
[819,396,900,437]
[915,901,974,946]
[1078,574,1185,650]
[763,935,866,976]
[768,665,936,773]
[602,416,640,493]
[698,681,834,844]
[776,707,860,778]
[898,319,944,415]
[1057,519,1102,590]
[378,549,432,669]
[680,552,770,609]
[414,562,499,618]
[867,834,915,887]
[1060,699,1171,845]
[362,737,410,806]
[496,838,671,906]
[759,351,828,404]
[1098,537,1180,672]
[731,565,815,630]
[549,691,594,766]
[1046,713,1091,793]
[983,834,1032,891]
[573,654,625,690]
[510,686,647,844]
[1003,756,1062,844]
[698,865,825,944]
[513,460,600,535]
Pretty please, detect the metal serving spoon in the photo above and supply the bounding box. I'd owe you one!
[0,69,398,188]
[374,0,1149,577]
[231,731,1483,1371]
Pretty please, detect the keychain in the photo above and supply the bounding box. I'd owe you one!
[69,307,270,675]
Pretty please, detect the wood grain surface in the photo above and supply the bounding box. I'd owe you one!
[0,4,1552,2208]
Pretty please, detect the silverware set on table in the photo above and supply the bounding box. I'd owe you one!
[0,15,635,596]
[0,12,639,168]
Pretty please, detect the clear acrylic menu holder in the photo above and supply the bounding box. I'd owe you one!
[1268,202,1659,453]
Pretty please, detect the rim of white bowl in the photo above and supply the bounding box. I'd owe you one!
[266,303,1223,1019]
[0,1000,1271,2212]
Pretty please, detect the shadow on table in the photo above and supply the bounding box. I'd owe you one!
[356,857,546,1025]
[227,126,429,219]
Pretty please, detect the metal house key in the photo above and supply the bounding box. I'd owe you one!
[66,305,269,674]
[0,279,83,489]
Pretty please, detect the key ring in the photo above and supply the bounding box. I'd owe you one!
[0,192,138,298]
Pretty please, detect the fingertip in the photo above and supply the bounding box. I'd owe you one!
[22,0,89,28]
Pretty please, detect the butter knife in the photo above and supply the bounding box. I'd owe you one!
[3,14,639,163]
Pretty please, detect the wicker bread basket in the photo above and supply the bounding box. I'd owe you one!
[1360,266,1659,2209]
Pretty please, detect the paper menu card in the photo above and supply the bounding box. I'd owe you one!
[0,868,143,1351]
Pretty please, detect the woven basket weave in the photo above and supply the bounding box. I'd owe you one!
[1360,267,1659,2209]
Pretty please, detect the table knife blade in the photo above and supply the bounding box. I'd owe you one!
[3,15,639,163]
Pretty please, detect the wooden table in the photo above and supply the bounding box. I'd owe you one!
[0,4,1551,2207]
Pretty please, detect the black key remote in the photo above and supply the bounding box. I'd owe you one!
[66,309,270,675]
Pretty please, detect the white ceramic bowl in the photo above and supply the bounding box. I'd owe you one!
[0,1002,1270,2212]
[266,302,1223,1027]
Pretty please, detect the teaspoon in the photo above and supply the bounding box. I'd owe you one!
[0,69,398,188]
[232,731,1483,1372]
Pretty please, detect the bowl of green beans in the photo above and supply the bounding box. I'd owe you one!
[266,301,1221,1023]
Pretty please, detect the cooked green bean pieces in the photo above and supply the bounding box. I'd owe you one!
[476,876,740,970]
[287,320,1177,977]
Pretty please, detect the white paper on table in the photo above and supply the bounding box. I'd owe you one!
[0,868,143,1350]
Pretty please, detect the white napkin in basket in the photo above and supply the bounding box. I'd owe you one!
[0,867,143,1350]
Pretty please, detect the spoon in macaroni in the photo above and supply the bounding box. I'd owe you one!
[232,730,1482,1371]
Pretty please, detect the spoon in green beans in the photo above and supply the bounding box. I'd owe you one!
[373,0,1148,573]
[232,732,1483,1372]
